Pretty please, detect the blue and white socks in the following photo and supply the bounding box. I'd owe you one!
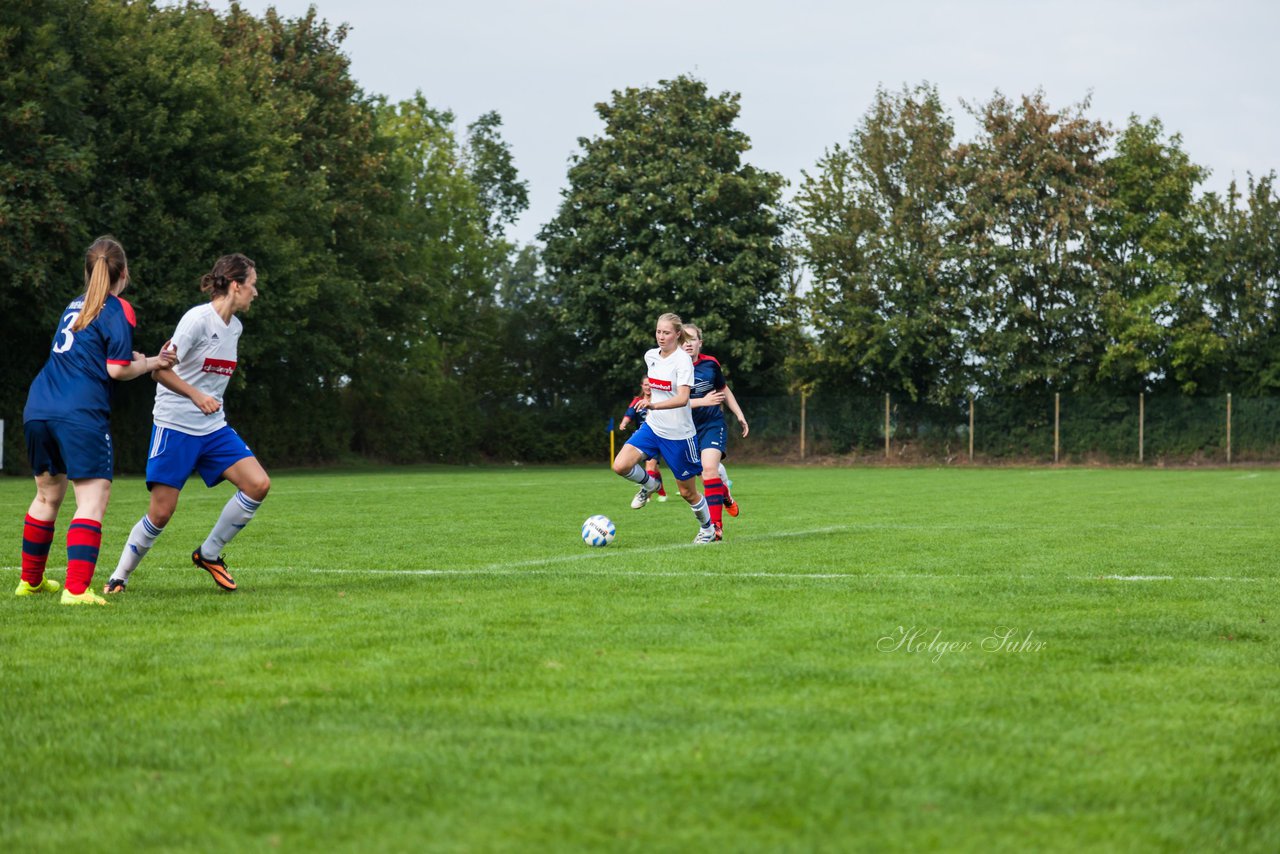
[111,514,165,584]
[200,490,263,560]
[621,463,661,493]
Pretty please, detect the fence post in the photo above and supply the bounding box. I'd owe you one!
[968,396,974,463]
[1226,393,1232,465]
[800,388,807,460]
[884,393,891,460]
[1139,392,1144,464]
[1054,393,1060,464]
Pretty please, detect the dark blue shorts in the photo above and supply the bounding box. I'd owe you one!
[695,421,728,458]
[26,419,114,480]
[625,423,702,481]
[145,424,255,491]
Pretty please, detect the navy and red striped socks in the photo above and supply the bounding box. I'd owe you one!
[21,514,56,586]
[64,518,102,595]
[703,478,727,526]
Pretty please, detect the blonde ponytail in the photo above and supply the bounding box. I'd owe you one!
[71,236,128,332]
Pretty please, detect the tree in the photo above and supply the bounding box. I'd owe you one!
[1094,116,1208,392]
[0,0,95,464]
[954,90,1110,397]
[794,83,962,403]
[540,75,788,403]
[465,111,529,240]
[1195,173,1280,394]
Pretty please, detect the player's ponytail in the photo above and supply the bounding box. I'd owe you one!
[658,312,693,345]
[200,253,256,296]
[72,236,128,332]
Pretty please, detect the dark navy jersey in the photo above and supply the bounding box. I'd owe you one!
[623,395,649,425]
[23,293,135,428]
[690,354,727,428]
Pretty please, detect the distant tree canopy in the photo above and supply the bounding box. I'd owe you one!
[1,0,565,470]
[539,76,789,407]
[796,84,1280,406]
[3,3,1278,469]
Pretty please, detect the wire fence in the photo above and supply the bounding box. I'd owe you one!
[733,393,1280,464]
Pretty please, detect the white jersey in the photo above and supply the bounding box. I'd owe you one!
[152,303,242,436]
[644,346,695,440]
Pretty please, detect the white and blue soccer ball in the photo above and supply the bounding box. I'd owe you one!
[582,514,616,547]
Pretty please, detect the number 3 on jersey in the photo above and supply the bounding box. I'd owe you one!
[53,311,80,354]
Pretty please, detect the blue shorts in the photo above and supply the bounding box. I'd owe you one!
[145,424,255,491]
[625,423,702,481]
[695,420,728,458]
[26,419,114,480]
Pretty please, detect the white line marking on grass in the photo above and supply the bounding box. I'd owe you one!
[307,524,860,575]
[1095,574,1263,582]
[295,568,1267,583]
[307,568,875,580]
[5,562,1262,583]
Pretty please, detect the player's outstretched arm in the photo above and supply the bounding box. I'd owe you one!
[722,384,749,437]
[106,345,177,382]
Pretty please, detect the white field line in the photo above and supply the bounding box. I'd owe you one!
[298,569,1268,583]
[0,565,1267,583]
[2,526,1270,582]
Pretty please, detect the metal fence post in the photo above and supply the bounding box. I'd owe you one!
[884,393,890,460]
[1226,393,1232,465]
[968,396,974,463]
[1054,393,1060,464]
[1139,392,1144,463]
[800,388,807,460]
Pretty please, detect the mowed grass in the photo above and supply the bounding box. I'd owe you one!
[1,464,1277,852]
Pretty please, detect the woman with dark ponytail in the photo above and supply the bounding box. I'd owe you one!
[106,253,270,594]
[17,236,176,606]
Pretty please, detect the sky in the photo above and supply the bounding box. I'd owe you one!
[220,0,1279,246]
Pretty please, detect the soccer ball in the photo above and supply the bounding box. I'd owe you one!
[582,514,616,547]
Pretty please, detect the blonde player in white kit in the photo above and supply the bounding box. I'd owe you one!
[105,254,270,593]
[610,312,717,544]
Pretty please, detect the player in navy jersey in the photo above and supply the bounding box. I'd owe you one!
[682,323,749,541]
[618,378,667,503]
[105,253,269,594]
[17,236,176,605]
[610,313,716,544]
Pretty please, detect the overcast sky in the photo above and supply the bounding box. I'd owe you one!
[220,0,1278,246]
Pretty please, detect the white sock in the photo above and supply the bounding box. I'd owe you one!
[113,515,164,582]
[622,464,660,492]
[200,491,262,560]
[718,463,733,498]
[690,496,711,526]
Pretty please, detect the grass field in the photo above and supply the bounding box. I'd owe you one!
[2,464,1277,852]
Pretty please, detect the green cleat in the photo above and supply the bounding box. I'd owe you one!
[15,578,61,596]
[61,588,109,606]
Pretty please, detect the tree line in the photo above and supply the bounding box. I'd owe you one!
[3,1,1277,471]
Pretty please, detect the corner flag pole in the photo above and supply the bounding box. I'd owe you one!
[607,417,615,465]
